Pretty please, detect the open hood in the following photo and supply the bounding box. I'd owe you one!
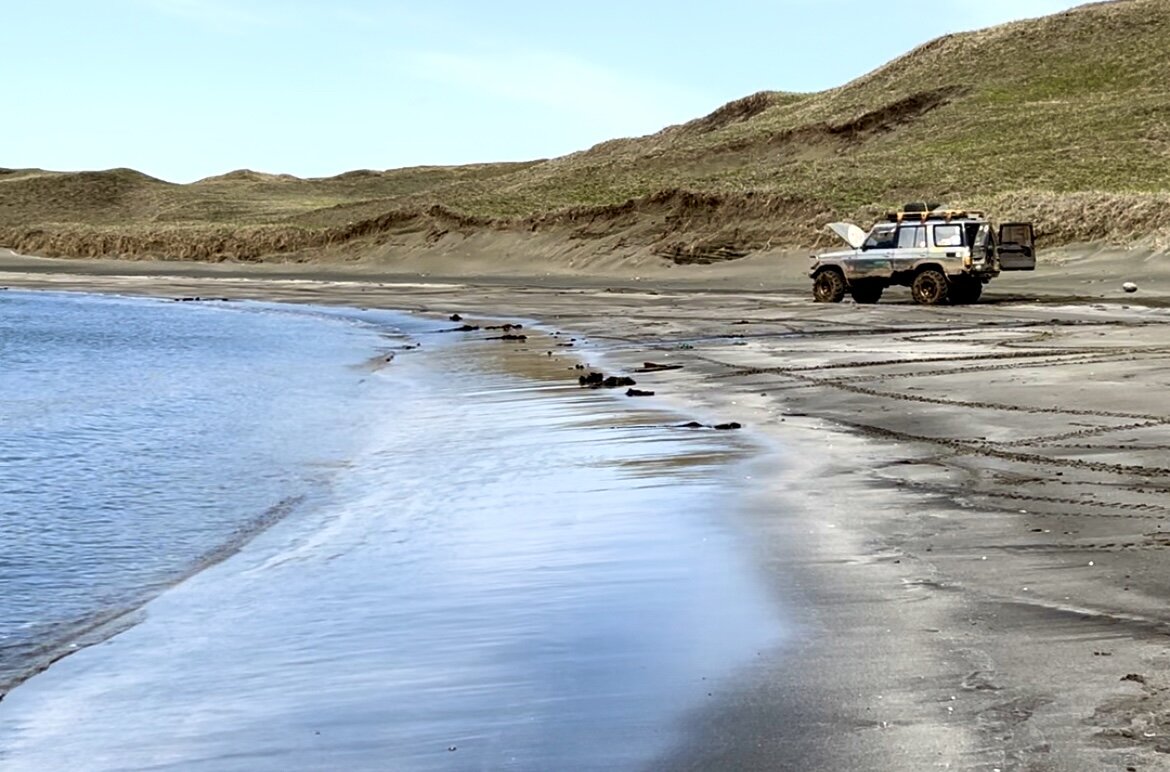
[826,222,867,250]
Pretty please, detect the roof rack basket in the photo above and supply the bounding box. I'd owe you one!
[885,204,986,223]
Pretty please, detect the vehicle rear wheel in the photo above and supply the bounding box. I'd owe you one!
[849,281,884,304]
[813,270,846,303]
[911,269,949,305]
[949,278,983,305]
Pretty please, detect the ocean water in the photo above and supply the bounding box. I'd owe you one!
[0,291,396,690]
[0,290,783,770]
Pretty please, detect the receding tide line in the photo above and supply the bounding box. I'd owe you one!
[0,494,307,702]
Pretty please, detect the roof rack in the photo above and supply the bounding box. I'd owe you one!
[885,207,986,224]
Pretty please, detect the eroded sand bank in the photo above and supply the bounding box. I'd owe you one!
[2,249,1170,769]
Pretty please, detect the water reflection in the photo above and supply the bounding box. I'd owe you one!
[0,292,394,691]
[0,298,784,771]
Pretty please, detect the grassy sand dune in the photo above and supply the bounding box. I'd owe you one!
[2,0,1169,265]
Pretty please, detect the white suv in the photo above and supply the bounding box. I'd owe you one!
[809,204,1036,305]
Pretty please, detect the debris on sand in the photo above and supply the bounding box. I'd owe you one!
[440,324,480,333]
[636,362,684,373]
[626,388,655,397]
[578,372,637,389]
[489,333,528,342]
[1122,282,1139,293]
[485,323,524,332]
[676,420,743,430]
[449,313,463,321]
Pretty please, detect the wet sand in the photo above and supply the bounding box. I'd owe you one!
[3,248,1170,769]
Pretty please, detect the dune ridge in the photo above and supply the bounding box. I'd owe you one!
[3,0,1169,265]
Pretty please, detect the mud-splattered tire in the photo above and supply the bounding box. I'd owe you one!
[911,269,949,305]
[813,270,846,303]
[849,281,884,304]
[949,278,983,305]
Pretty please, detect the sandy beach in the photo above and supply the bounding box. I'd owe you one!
[3,247,1170,770]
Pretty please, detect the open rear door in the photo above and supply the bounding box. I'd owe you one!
[998,223,1036,271]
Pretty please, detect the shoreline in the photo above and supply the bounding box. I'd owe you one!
[0,290,792,770]
[4,241,1170,299]
[4,256,1170,768]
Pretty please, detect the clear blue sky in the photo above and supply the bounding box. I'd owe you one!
[3,0,1083,182]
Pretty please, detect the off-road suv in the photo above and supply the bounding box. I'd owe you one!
[809,204,1036,305]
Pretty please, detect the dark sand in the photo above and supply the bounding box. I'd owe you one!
[3,246,1170,770]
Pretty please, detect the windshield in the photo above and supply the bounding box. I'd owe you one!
[863,224,897,250]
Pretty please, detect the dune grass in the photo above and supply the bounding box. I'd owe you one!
[3,0,1169,259]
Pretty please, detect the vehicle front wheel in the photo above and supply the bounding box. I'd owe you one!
[911,269,949,305]
[850,281,884,304]
[813,270,846,303]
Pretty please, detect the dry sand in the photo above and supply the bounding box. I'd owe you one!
[3,246,1170,770]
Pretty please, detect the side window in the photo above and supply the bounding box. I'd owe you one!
[934,224,964,247]
[974,223,993,249]
[897,226,926,249]
[863,225,897,250]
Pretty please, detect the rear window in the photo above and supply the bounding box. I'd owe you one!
[933,224,964,247]
[1001,224,1033,245]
